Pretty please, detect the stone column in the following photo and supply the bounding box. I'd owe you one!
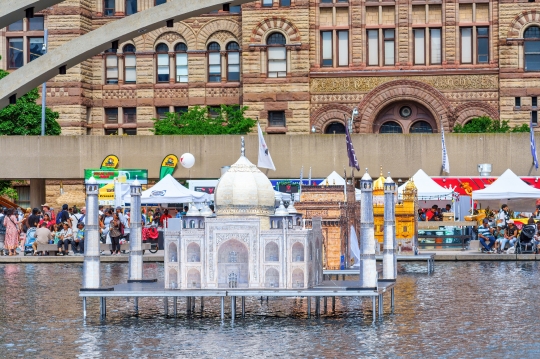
[129,179,143,281]
[359,169,377,289]
[383,174,397,280]
[29,179,46,209]
[83,177,100,289]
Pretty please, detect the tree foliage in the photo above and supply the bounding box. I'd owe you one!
[0,69,61,135]
[453,116,530,133]
[0,180,18,201]
[152,105,256,135]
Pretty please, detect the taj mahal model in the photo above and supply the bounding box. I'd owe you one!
[164,149,324,290]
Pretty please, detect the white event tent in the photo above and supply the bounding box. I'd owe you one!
[125,174,210,204]
[398,169,454,200]
[472,169,540,211]
[321,171,361,201]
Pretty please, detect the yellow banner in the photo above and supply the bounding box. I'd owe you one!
[160,154,178,179]
[100,155,119,169]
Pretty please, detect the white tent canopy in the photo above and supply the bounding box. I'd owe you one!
[398,169,454,200]
[322,171,346,186]
[472,169,540,211]
[125,174,210,204]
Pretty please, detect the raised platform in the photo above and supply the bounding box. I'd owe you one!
[78,279,395,321]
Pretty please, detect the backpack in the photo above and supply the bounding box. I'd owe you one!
[56,210,67,224]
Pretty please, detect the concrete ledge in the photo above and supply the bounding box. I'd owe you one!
[0,255,164,263]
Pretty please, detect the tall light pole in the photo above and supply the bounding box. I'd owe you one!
[41,28,48,136]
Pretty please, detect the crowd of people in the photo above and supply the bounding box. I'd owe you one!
[473,204,540,254]
[0,203,215,256]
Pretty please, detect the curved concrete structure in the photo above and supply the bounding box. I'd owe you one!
[0,0,247,109]
[0,0,60,29]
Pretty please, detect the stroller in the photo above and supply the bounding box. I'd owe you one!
[24,227,37,256]
[142,225,159,254]
[515,224,537,254]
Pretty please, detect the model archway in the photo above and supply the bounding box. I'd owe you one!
[217,239,249,288]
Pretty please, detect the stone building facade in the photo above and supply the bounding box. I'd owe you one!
[0,0,538,135]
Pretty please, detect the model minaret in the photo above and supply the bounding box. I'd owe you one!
[359,169,377,289]
[383,173,397,280]
[83,176,100,289]
[129,178,143,281]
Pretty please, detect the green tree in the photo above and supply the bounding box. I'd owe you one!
[453,116,529,133]
[152,105,256,135]
[0,180,18,202]
[0,69,61,135]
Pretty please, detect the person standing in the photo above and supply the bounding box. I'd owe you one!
[56,204,71,227]
[0,208,6,255]
[27,208,41,229]
[3,208,20,256]
[498,204,510,227]
[109,213,122,255]
[160,209,172,228]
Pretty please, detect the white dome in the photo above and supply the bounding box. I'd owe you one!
[215,155,275,217]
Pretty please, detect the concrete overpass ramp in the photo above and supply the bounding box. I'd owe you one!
[0,0,247,109]
[0,0,61,30]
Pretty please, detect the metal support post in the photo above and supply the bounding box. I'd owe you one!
[201,297,204,312]
[192,297,196,312]
[241,297,245,318]
[307,297,311,318]
[134,297,138,314]
[187,297,191,314]
[332,296,336,312]
[372,296,376,322]
[164,297,168,316]
[378,294,383,319]
[323,296,327,314]
[391,288,395,313]
[83,297,87,319]
[231,297,236,320]
[315,296,320,317]
[221,297,225,320]
[173,297,177,317]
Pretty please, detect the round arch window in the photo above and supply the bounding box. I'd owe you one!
[379,121,403,133]
[399,106,412,118]
[325,122,346,134]
[410,121,433,133]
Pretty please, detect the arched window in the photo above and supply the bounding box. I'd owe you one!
[525,26,540,72]
[104,48,118,84]
[410,121,433,133]
[267,32,287,78]
[379,121,403,133]
[226,41,240,81]
[207,42,221,82]
[325,122,346,134]
[123,44,136,84]
[174,43,188,83]
[156,43,170,82]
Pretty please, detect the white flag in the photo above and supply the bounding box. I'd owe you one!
[257,122,276,171]
[349,225,360,268]
[441,125,450,174]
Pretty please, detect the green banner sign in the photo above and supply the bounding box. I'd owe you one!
[84,169,148,184]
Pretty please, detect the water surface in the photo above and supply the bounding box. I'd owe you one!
[0,262,538,358]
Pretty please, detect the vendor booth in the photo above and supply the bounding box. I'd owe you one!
[399,170,471,250]
[472,169,540,212]
[125,174,211,204]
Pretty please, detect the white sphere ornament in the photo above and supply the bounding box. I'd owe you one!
[180,153,195,168]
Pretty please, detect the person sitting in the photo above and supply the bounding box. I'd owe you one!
[478,218,496,253]
[417,209,426,221]
[72,222,85,255]
[500,220,519,253]
[426,205,441,221]
[32,223,52,256]
[57,222,73,256]
[493,223,506,254]
[441,204,452,213]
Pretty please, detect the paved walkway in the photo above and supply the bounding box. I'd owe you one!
[0,249,538,263]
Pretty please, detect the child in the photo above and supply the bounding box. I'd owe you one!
[73,222,85,255]
[51,224,62,245]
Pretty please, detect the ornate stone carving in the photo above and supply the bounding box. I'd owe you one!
[216,233,249,245]
[310,75,498,93]
[157,31,183,44]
